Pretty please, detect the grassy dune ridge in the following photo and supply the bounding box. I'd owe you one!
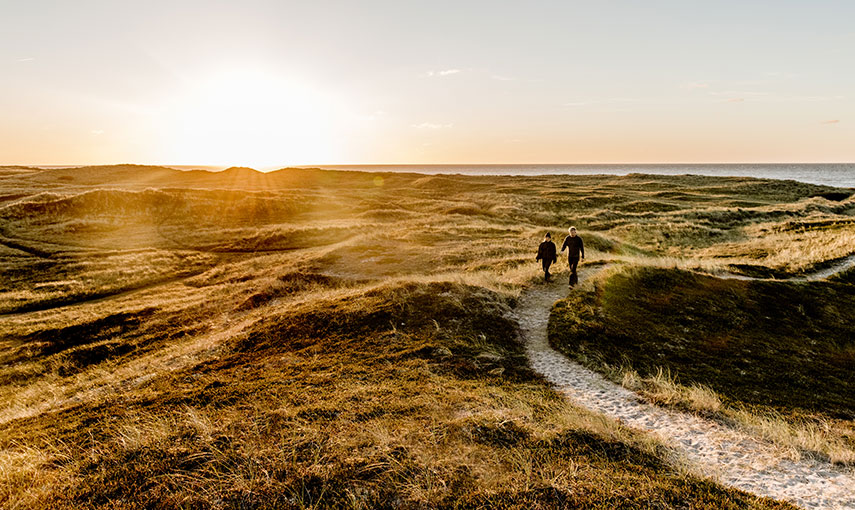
[3,164,851,508]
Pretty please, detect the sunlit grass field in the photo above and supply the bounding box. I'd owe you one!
[3,164,852,508]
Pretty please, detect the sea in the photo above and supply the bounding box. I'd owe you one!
[313,164,855,189]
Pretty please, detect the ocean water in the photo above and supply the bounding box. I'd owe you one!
[315,164,855,189]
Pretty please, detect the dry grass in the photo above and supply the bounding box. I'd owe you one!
[620,367,723,414]
[552,265,855,466]
[751,225,855,273]
[729,409,855,465]
[615,365,854,464]
[698,221,855,274]
[2,165,841,508]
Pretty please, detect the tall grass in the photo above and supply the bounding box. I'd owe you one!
[615,364,855,465]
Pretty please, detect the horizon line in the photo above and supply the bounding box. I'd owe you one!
[8,161,855,171]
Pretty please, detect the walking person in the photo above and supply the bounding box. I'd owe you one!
[561,226,584,286]
[535,232,558,282]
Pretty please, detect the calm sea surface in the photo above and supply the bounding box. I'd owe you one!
[315,164,855,189]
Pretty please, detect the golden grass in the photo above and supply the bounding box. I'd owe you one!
[753,226,855,273]
[730,409,855,465]
[609,361,855,466]
[2,166,842,507]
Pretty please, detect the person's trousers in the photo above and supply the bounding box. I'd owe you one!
[568,257,580,274]
[542,260,553,280]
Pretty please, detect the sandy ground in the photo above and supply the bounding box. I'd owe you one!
[516,269,855,510]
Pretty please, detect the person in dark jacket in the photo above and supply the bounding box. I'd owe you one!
[536,232,558,282]
[561,226,584,286]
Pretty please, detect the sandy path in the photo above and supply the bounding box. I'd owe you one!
[717,254,855,282]
[793,254,855,282]
[515,271,855,510]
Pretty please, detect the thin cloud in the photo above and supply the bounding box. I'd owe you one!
[709,90,768,97]
[725,98,745,103]
[683,81,709,89]
[563,97,639,107]
[91,129,105,135]
[491,74,513,81]
[709,91,843,103]
[362,110,386,121]
[425,69,460,77]
[821,119,840,124]
[793,95,845,102]
[411,122,453,129]
[16,57,35,62]
[764,71,797,79]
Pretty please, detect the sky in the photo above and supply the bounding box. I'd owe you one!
[1,0,853,167]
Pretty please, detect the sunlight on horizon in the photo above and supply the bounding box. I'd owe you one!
[159,68,341,168]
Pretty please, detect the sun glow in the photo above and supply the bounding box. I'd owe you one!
[163,68,339,168]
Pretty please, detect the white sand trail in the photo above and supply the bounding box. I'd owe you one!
[515,272,855,510]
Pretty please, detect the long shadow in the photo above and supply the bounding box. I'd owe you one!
[0,269,209,316]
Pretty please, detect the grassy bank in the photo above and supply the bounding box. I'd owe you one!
[549,265,855,463]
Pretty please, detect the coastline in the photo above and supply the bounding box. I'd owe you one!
[309,163,855,188]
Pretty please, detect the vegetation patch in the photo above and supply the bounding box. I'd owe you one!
[1,279,793,509]
[550,266,855,419]
[5,166,846,507]
[613,200,683,213]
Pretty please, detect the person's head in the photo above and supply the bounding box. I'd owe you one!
[569,226,577,237]
[544,232,551,239]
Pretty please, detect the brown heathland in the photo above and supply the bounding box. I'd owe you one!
[4,164,851,508]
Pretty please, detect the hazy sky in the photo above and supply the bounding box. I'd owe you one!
[2,1,853,167]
